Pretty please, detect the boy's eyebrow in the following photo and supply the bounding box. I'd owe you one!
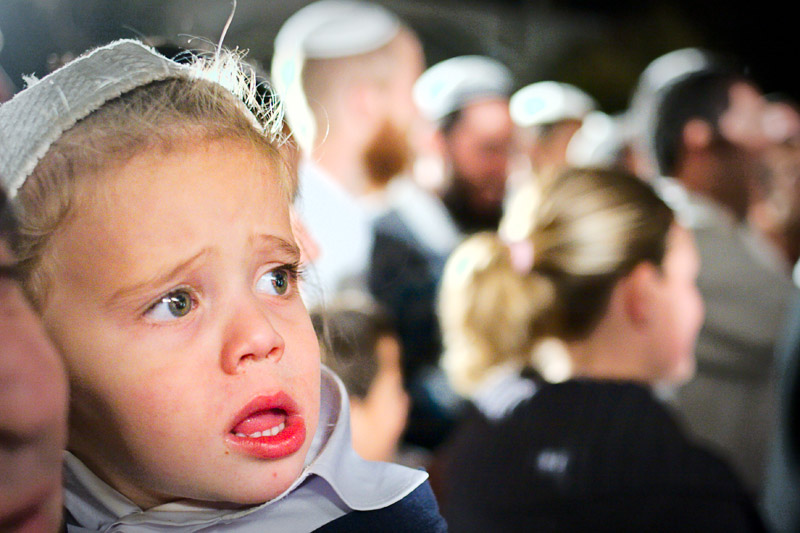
[109,236,299,303]
[110,248,212,303]
[251,234,301,260]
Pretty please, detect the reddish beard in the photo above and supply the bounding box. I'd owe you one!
[363,119,411,188]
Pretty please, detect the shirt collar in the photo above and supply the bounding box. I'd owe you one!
[471,362,537,421]
[653,176,739,230]
[64,366,427,531]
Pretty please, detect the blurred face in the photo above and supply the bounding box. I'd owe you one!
[445,98,514,211]
[350,335,409,462]
[648,224,704,385]
[719,82,769,153]
[529,119,583,175]
[40,139,321,509]
[714,82,769,218]
[762,102,800,248]
[384,30,425,138]
[764,139,800,231]
[364,31,425,187]
[0,238,68,532]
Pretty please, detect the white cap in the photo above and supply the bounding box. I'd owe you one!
[274,0,400,60]
[632,47,713,105]
[271,0,401,153]
[624,47,716,177]
[509,81,596,128]
[0,39,190,199]
[566,111,626,168]
[413,55,513,122]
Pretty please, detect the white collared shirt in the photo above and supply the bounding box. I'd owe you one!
[470,362,537,421]
[63,367,428,532]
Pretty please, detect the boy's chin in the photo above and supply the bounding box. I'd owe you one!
[215,456,310,506]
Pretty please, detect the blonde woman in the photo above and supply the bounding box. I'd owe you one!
[436,167,765,532]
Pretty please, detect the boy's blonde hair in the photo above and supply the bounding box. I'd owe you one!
[9,43,297,309]
[439,167,674,395]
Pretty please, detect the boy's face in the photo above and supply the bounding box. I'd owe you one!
[350,334,409,463]
[40,139,321,508]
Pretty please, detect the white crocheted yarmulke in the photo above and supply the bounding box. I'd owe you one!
[509,81,596,129]
[271,0,400,154]
[0,39,189,198]
[413,55,513,123]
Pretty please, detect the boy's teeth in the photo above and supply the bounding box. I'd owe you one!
[242,422,285,439]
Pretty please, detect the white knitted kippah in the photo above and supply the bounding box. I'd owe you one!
[0,39,190,199]
[413,55,513,123]
[271,0,400,154]
[509,81,596,129]
[274,0,400,60]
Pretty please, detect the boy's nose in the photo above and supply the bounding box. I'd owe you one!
[220,297,285,374]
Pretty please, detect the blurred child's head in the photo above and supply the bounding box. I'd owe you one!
[1,41,320,509]
[311,296,409,462]
[0,186,68,532]
[439,167,703,394]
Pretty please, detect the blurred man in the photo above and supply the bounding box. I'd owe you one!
[510,81,596,182]
[272,0,425,305]
[626,47,718,180]
[414,55,515,234]
[653,68,798,493]
[748,96,800,278]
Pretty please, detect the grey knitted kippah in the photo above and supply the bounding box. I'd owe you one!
[0,39,190,199]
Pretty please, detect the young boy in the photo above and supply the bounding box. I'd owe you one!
[311,297,410,463]
[0,39,445,531]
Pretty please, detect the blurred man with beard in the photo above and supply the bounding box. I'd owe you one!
[273,1,457,453]
[413,55,515,235]
[272,0,424,305]
[748,96,800,279]
[759,96,800,533]
[653,68,798,495]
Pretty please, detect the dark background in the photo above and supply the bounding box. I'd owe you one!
[1,0,796,112]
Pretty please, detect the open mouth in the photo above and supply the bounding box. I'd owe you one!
[232,408,288,438]
[226,394,306,459]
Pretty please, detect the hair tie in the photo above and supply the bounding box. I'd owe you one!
[504,238,535,275]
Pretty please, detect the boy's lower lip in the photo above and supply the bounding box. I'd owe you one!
[226,413,306,459]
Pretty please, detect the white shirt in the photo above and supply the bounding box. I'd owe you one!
[470,362,537,421]
[383,177,461,257]
[294,159,374,308]
[63,367,427,532]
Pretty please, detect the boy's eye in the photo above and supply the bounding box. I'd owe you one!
[146,290,194,321]
[256,267,292,296]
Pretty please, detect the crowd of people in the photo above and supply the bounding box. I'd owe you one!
[2,0,800,531]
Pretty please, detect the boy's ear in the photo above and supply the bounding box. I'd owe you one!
[621,262,659,328]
